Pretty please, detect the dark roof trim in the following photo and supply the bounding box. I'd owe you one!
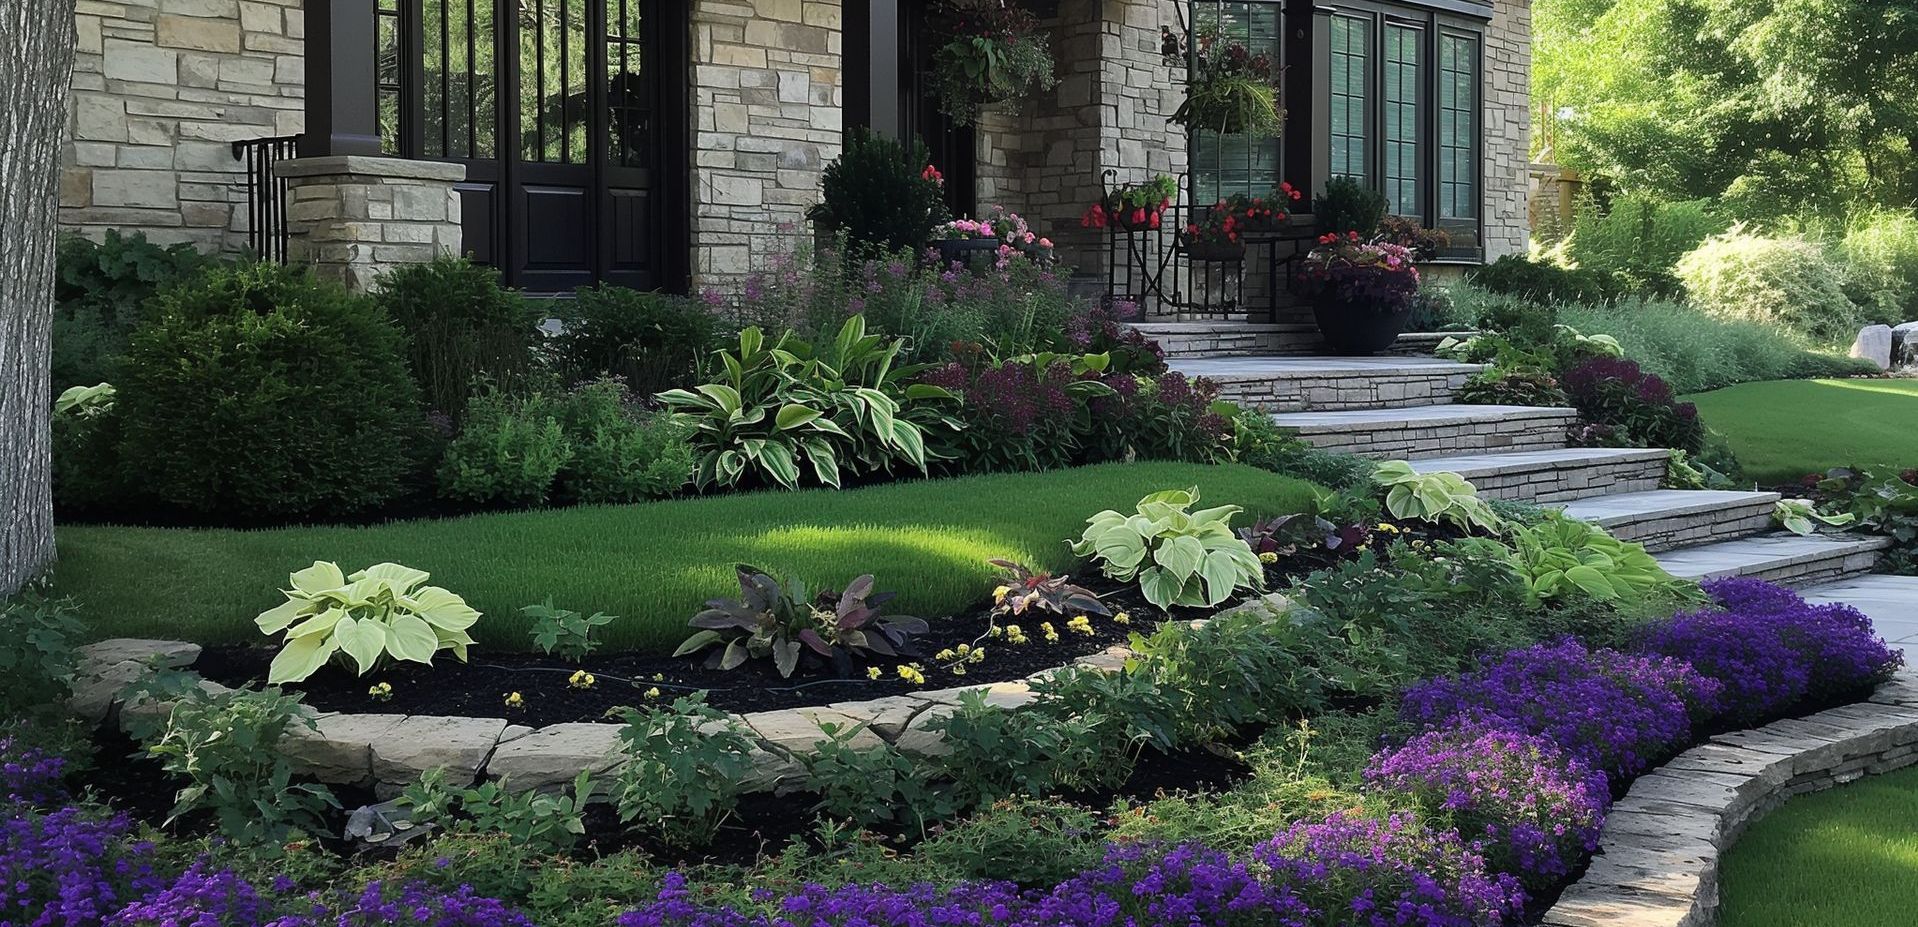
[1313,0,1495,21]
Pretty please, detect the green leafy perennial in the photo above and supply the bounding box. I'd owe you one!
[255,561,481,684]
[1507,514,1689,605]
[1373,460,1505,534]
[1071,487,1264,610]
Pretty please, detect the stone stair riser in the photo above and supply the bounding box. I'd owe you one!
[1452,456,1668,505]
[1601,505,1777,553]
[1150,330,1296,358]
[1690,549,1886,588]
[1211,370,1475,413]
[1291,415,1573,460]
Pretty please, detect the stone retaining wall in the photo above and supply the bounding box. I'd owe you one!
[69,595,1289,796]
[1541,672,1918,927]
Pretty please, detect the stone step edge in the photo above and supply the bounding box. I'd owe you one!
[1557,491,1783,527]
[1539,673,1918,927]
[1654,534,1895,582]
[67,594,1299,795]
[1270,405,1578,433]
[1409,447,1672,479]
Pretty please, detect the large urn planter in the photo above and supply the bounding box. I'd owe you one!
[1311,297,1413,355]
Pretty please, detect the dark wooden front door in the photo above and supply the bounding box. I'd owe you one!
[380,0,687,293]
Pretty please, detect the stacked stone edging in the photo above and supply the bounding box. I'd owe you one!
[1540,672,1918,927]
[67,596,1285,795]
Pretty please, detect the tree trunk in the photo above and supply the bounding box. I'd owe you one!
[0,1,75,596]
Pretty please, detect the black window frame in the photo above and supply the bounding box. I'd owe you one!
[1308,0,1487,259]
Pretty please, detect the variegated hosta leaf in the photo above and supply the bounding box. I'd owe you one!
[288,561,348,596]
[353,562,432,594]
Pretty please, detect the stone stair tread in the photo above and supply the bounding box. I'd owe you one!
[1653,533,1893,582]
[1406,446,1669,476]
[1270,403,1575,430]
[1558,489,1783,526]
[1129,321,1296,333]
[1169,355,1484,378]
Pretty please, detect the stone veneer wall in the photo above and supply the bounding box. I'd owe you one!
[1481,0,1531,259]
[689,0,844,290]
[62,0,305,253]
[279,156,465,294]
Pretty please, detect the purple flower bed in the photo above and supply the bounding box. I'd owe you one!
[1364,726,1609,890]
[1254,811,1526,926]
[0,805,163,927]
[1398,639,1721,778]
[0,737,69,806]
[1636,579,1904,724]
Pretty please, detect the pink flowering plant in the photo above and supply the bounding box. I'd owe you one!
[1293,232,1422,314]
[940,206,1055,265]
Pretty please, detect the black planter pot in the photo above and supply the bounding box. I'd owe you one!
[934,237,1002,269]
[1183,239,1247,263]
[1311,297,1413,355]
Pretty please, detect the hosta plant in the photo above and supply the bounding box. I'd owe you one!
[1773,498,1856,536]
[675,567,928,677]
[1507,513,1690,605]
[255,561,481,684]
[1372,460,1504,534]
[988,559,1110,618]
[1070,487,1263,610]
[657,318,960,491]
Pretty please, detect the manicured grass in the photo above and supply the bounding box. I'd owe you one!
[51,462,1325,653]
[1685,379,1918,484]
[1719,764,1918,927]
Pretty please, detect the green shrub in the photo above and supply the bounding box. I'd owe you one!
[806,127,950,255]
[53,231,212,390]
[375,256,545,420]
[557,380,693,504]
[1675,229,1861,342]
[610,694,759,848]
[1838,208,1918,325]
[0,596,85,718]
[115,262,431,522]
[1553,294,1874,394]
[553,286,724,398]
[1314,177,1385,237]
[50,388,126,513]
[439,387,572,506]
[1466,254,1617,305]
[912,798,1107,887]
[1556,193,1726,295]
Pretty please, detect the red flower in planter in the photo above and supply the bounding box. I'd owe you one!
[921,164,945,186]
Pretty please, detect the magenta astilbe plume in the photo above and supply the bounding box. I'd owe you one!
[1399,640,1719,778]
[1364,726,1610,890]
[1254,811,1526,927]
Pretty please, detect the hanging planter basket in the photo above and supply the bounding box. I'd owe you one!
[928,2,1060,126]
[1174,77,1284,136]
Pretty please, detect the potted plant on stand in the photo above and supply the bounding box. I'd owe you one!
[1171,27,1285,137]
[1180,190,1295,262]
[1293,232,1423,354]
[1081,175,1179,233]
[927,0,1059,127]
[935,206,1054,269]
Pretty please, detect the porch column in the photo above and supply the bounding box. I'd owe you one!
[867,0,902,140]
[277,156,466,293]
[302,0,383,157]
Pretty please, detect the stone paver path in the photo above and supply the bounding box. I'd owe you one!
[1803,575,1918,662]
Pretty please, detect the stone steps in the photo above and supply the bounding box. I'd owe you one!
[1168,355,1484,412]
[1128,322,1303,358]
[1407,446,1671,505]
[1653,533,1892,587]
[1557,489,1782,552]
[1271,403,1578,460]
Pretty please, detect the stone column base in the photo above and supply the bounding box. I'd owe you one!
[278,156,466,293]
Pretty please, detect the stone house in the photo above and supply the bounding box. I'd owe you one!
[59,0,1529,326]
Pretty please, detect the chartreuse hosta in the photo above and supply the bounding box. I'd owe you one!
[255,561,481,684]
[1071,487,1263,610]
[1372,460,1504,535]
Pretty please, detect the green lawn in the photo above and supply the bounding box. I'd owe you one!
[51,462,1325,653]
[1685,379,1918,484]
[1719,764,1918,927]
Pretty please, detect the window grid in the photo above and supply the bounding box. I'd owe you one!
[1328,15,1370,181]
[1438,32,1477,220]
[1382,24,1421,219]
[1192,1,1285,204]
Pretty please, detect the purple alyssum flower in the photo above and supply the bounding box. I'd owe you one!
[1254,811,1526,927]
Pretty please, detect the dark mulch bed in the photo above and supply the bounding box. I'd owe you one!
[197,557,1341,727]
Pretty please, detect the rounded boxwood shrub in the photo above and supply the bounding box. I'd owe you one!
[115,262,430,522]
[1675,229,1860,342]
[374,255,545,421]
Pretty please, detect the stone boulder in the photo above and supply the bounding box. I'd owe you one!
[1892,321,1918,370]
[1850,324,1894,371]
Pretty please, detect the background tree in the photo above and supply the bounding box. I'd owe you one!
[0,1,77,595]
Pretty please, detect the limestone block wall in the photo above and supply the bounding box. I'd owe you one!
[62,0,306,253]
[1482,0,1531,259]
[280,156,465,294]
[689,0,844,289]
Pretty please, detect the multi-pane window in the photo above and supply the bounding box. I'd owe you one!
[1382,24,1422,219]
[1328,16,1370,181]
[1191,1,1286,203]
[1438,31,1478,220]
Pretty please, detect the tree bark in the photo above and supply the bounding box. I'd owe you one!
[0,1,75,596]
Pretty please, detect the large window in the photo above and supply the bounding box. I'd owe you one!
[1313,3,1485,252]
[1191,1,1288,203]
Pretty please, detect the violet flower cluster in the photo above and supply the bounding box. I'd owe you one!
[0,805,163,927]
[1637,579,1904,724]
[1399,639,1721,778]
[617,872,1023,927]
[1254,811,1526,927]
[1364,726,1610,890]
[0,736,70,806]
[1024,843,1310,927]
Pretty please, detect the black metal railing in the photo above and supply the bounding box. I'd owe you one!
[232,134,302,264]
[1100,170,1306,321]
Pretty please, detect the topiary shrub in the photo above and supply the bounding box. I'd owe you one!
[53,231,213,391]
[115,262,431,522]
[553,285,724,398]
[374,256,545,421]
[1313,176,1385,237]
[806,127,950,255]
[1675,229,1861,342]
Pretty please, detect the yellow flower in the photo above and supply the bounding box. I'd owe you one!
[967,647,987,664]
[1376,522,1400,534]
[956,643,972,656]
[1259,551,1279,564]
[866,666,883,680]
[896,664,926,685]
[1066,615,1093,636]
[367,682,393,702]
[643,687,662,699]
[935,648,957,662]
[651,673,665,682]
[1041,622,1060,642]
[951,665,967,676]
[993,585,1011,601]
[1005,624,1028,644]
[568,670,597,689]
[503,692,524,709]
[988,625,1006,638]
[1113,612,1131,625]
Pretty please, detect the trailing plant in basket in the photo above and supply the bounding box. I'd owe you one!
[926,0,1058,126]
[254,561,481,684]
[1173,27,1285,136]
[675,567,927,678]
[1071,487,1264,610]
[1081,175,1179,232]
